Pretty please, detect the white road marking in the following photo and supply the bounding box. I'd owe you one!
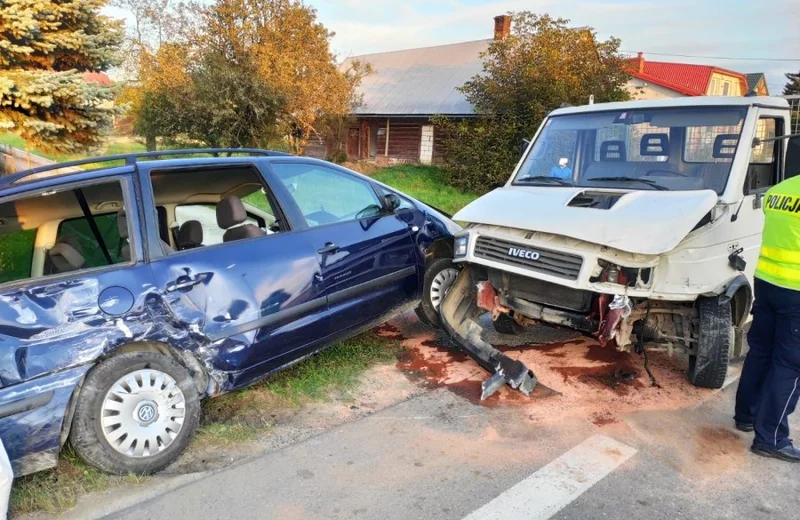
[462,435,637,520]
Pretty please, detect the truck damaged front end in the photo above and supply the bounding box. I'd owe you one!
[439,97,792,398]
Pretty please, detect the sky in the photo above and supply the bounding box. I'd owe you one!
[104,0,800,93]
[311,0,800,94]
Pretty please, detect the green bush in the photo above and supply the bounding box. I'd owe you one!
[328,150,348,164]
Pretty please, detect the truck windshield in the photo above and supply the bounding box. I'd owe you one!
[513,106,748,193]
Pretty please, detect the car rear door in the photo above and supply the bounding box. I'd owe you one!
[266,161,420,333]
[139,162,327,384]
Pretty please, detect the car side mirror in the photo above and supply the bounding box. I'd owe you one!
[383,193,401,212]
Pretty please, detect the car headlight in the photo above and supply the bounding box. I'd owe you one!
[454,235,469,257]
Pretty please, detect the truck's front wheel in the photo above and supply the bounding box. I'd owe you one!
[688,297,732,389]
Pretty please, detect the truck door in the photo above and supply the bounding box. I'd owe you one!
[735,111,785,283]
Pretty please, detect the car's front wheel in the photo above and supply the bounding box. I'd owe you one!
[70,351,201,475]
[416,258,459,328]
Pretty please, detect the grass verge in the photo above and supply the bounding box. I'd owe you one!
[372,165,479,215]
[9,447,146,516]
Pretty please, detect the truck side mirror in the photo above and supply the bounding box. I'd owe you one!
[520,139,531,159]
[786,135,800,179]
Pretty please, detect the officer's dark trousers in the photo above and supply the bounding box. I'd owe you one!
[735,278,800,450]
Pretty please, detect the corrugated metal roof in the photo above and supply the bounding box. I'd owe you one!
[342,39,490,116]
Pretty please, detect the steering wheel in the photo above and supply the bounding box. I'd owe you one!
[644,169,688,177]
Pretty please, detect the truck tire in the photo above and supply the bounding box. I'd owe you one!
[688,298,732,389]
[70,351,201,475]
[492,313,520,335]
[416,258,459,329]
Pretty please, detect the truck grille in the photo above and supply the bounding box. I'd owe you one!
[474,236,583,281]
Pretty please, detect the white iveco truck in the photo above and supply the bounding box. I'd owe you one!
[437,96,800,399]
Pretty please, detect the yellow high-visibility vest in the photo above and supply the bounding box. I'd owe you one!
[755,176,800,290]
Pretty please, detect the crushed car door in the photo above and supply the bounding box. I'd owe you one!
[267,162,419,332]
[140,163,327,383]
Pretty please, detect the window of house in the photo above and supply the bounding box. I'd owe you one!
[722,82,730,96]
[0,180,129,286]
[271,163,383,227]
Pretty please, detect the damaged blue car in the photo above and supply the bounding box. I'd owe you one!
[0,150,459,476]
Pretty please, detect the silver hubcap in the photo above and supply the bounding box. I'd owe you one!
[429,267,459,311]
[101,369,186,458]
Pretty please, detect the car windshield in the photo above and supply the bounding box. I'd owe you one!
[513,106,748,193]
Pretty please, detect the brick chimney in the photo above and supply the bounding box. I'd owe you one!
[637,52,645,73]
[494,15,511,40]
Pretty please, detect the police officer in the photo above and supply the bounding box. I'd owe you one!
[735,176,800,462]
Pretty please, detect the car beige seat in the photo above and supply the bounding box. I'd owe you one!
[48,242,86,273]
[177,220,203,250]
[216,196,265,242]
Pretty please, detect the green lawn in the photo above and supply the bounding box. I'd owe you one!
[372,165,478,215]
[0,134,146,164]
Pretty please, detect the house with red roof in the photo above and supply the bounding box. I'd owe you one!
[625,53,765,99]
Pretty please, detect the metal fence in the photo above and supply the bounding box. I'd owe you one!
[783,95,800,135]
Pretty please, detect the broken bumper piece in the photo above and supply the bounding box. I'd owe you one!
[439,266,538,400]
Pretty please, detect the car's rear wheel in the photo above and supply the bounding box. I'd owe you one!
[70,351,201,475]
[416,258,459,328]
[688,297,732,389]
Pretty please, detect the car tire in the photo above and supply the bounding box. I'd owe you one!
[492,313,520,335]
[70,351,201,475]
[688,297,732,389]
[417,258,459,329]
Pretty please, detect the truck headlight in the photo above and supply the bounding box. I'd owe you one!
[454,236,469,257]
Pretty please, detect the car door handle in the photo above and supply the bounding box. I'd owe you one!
[318,242,340,255]
[166,274,206,292]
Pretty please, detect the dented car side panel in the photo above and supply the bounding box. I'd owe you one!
[0,157,456,475]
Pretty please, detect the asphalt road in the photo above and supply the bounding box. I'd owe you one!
[105,376,799,520]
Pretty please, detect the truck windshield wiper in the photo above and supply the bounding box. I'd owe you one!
[516,176,573,187]
[587,176,669,191]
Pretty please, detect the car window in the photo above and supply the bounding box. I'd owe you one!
[57,213,125,268]
[271,163,382,227]
[175,204,262,246]
[149,166,283,252]
[0,180,130,286]
[0,229,36,284]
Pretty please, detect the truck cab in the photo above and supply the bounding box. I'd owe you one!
[440,96,800,397]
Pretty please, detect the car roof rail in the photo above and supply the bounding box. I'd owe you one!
[4,148,291,187]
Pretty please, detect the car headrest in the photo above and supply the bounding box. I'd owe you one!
[117,210,128,239]
[216,196,247,229]
[178,220,203,249]
[48,242,86,273]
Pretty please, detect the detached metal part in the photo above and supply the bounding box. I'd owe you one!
[439,265,537,400]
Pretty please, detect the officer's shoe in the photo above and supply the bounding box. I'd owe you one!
[751,443,800,463]
[735,421,754,433]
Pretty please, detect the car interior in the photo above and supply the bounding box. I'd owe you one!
[0,166,282,286]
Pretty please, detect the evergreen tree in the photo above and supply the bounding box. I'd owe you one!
[784,71,800,95]
[0,0,124,152]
